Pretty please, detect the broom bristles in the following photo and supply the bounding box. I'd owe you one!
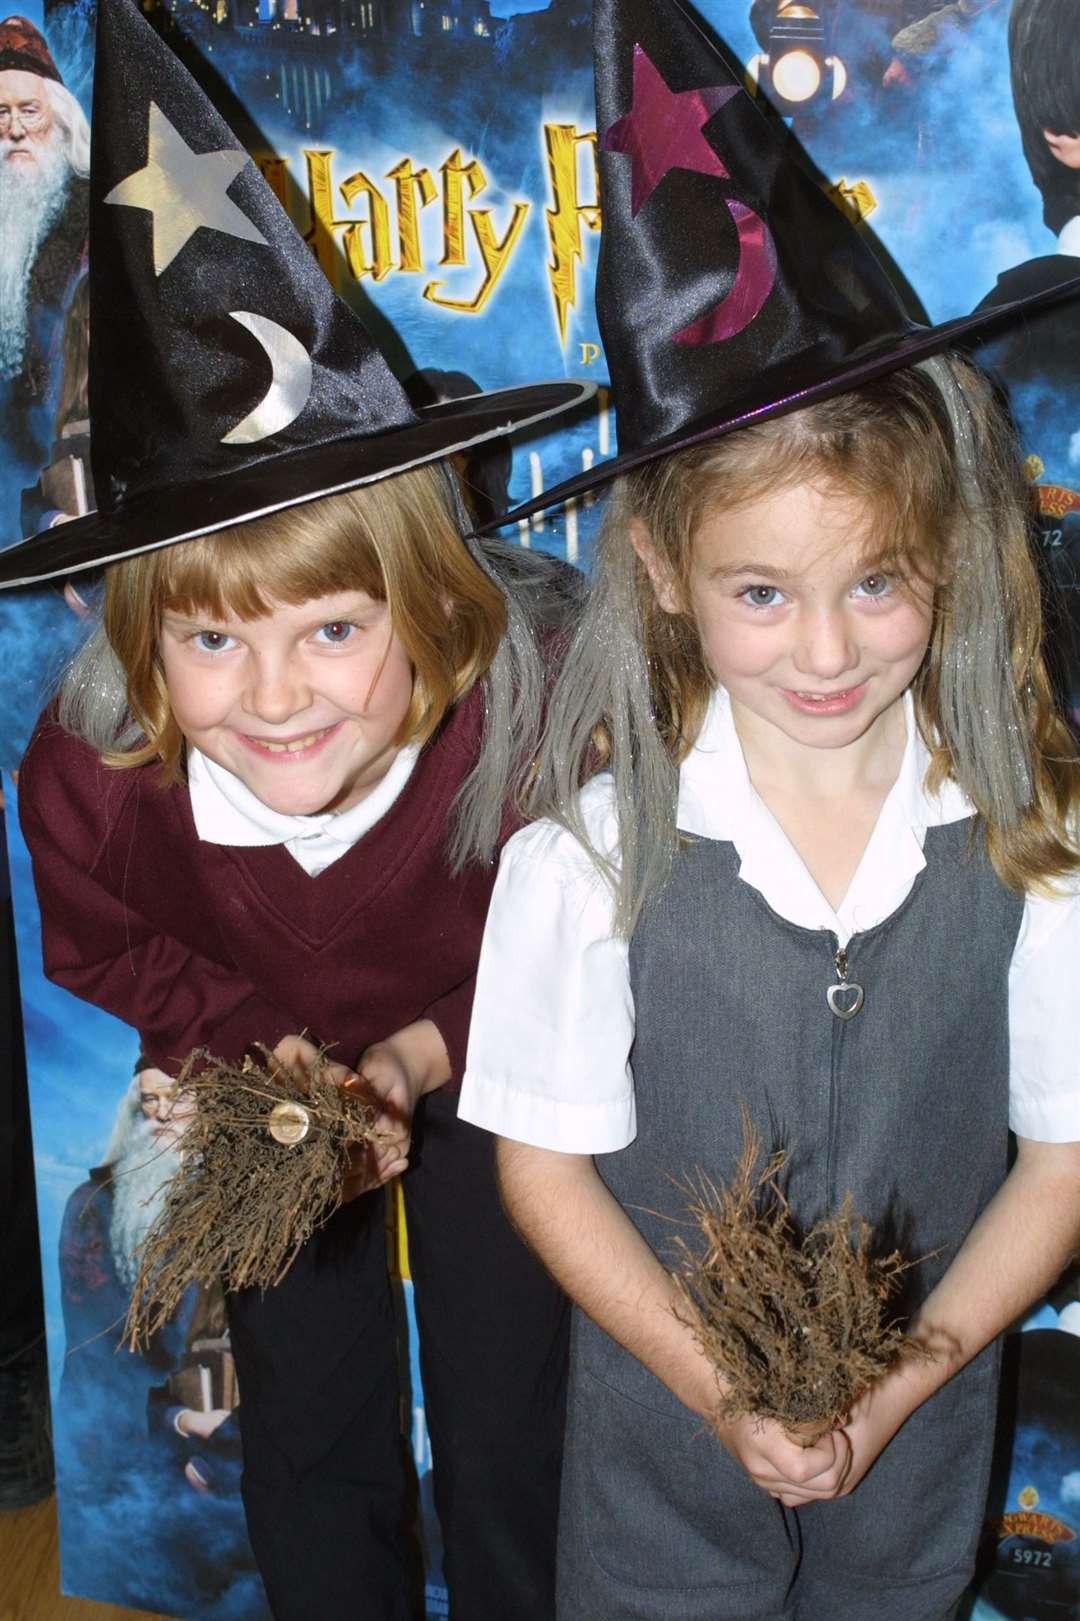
[124,1047,378,1349]
[670,1107,928,1439]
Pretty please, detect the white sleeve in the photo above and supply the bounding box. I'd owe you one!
[459,795,636,1155]
[1008,880,1080,1142]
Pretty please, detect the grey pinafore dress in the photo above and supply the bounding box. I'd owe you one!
[557,820,1023,1621]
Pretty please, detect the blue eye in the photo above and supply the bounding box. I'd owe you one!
[740,584,784,609]
[194,630,234,652]
[315,620,356,644]
[854,574,891,599]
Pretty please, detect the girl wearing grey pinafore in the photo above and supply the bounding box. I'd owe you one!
[459,432,1080,1616]
[557,822,1020,1621]
[461,624,1080,1619]
[459,0,1080,1612]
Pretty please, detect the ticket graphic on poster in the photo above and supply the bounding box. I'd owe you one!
[970,1298,1080,1619]
[2,0,1080,1616]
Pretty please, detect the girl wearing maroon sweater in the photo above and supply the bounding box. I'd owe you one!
[18,465,570,1621]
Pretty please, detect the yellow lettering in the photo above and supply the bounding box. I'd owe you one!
[425,151,530,314]
[388,157,437,273]
[304,150,340,282]
[339,169,393,281]
[579,341,601,365]
[298,140,538,313]
[423,203,528,314]
[439,148,485,267]
[544,123,601,346]
[303,150,393,284]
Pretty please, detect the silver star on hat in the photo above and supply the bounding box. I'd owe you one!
[105,101,268,276]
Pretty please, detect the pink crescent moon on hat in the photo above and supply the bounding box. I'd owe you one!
[673,197,777,344]
[220,311,313,445]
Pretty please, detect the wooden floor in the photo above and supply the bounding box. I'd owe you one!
[0,1495,167,1621]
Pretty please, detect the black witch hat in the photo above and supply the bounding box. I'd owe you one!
[0,0,591,589]
[492,0,1080,528]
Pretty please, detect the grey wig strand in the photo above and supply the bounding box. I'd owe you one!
[526,478,680,938]
[915,355,1034,828]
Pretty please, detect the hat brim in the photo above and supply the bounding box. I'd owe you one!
[0,380,594,589]
[484,276,1080,531]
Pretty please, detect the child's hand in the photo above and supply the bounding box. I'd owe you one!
[716,1412,853,1507]
[271,1033,409,1198]
[831,1372,919,1498]
[341,1038,421,1201]
[343,1020,452,1202]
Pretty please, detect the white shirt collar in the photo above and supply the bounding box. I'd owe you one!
[1057,215,1080,257]
[676,687,973,943]
[187,743,421,877]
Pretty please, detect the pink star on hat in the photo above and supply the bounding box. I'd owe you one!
[603,43,738,218]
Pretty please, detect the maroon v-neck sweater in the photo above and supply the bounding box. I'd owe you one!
[19,690,500,1082]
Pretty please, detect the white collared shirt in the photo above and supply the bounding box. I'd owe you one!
[187,743,420,877]
[459,688,1080,1153]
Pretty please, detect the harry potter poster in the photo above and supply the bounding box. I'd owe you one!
[1,0,1078,1615]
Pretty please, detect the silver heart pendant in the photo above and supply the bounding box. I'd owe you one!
[827,982,864,1020]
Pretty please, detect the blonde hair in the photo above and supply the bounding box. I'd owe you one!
[60,464,566,868]
[532,354,1080,932]
[98,466,503,778]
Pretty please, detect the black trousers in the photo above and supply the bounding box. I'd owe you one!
[227,1088,568,1621]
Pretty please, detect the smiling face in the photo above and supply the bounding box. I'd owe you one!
[0,69,55,169]
[636,479,934,773]
[158,590,415,817]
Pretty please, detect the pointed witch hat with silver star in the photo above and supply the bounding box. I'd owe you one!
[489,0,1080,528]
[0,0,591,589]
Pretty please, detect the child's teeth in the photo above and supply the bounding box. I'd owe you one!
[258,731,324,753]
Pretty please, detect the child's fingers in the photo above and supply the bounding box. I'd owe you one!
[271,1033,323,1076]
[348,1059,413,1131]
[271,1037,363,1100]
[340,1138,410,1203]
[757,1430,853,1501]
[780,1433,843,1483]
[370,1135,410,1177]
[773,1487,827,1508]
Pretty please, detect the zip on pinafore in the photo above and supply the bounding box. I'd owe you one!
[824,930,863,1209]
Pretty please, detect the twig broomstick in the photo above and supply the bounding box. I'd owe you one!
[124,1047,379,1349]
[670,1110,929,1444]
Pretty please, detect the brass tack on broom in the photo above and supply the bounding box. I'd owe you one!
[267,1101,312,1145]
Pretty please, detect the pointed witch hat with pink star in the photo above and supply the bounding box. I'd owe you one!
[0,0,591,589]
[491,0,1080,528]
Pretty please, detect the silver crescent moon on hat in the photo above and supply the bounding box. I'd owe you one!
[220,311,314,446]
